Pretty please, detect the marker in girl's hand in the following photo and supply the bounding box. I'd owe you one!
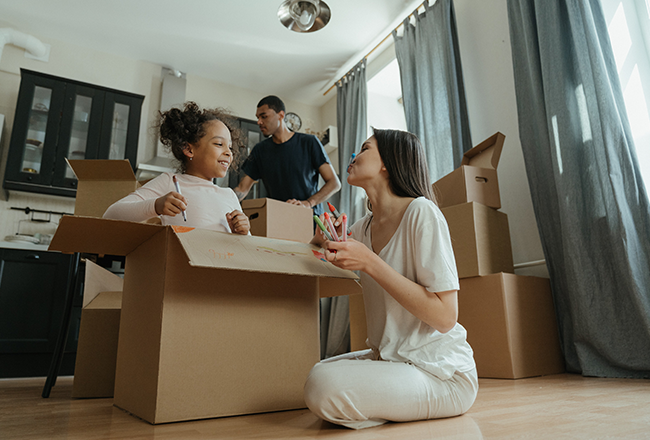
[172,175,187,222]
[341,214,347,242]
[323,212,340,242]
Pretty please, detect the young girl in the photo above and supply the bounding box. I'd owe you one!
[104,101,250,235]
[304,128,478,429]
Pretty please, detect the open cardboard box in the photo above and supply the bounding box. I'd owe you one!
[458,273,565,379]
[441,201,514,278]
[49,216,361,424]
[67,159,140,218]
[241,198,313,243]
[72,260,123,398]
[433,132,505,209]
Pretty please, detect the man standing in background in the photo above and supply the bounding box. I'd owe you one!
[234,95,340,216]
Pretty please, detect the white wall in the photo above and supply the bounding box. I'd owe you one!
[0,27,322,241]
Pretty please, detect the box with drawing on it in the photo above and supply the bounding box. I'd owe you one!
[241,197,313,243]
[49,216,361,424]
[433,132,505,209]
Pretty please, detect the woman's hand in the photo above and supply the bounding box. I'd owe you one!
[155,191,187,217]
[324,239,378,272]
[227,210,250,235]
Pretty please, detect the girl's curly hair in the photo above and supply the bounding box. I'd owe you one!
[157,101,244,173]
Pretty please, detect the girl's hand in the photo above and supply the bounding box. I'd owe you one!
[155,191,187,217]
[324,238,376,272]
[227,210,250,235]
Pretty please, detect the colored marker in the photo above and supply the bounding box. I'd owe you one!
[327,202,351,236]
[341,214,348,242]
[313,215,333,241]
[323,212,340,242]
[347,153,356,173]
[172,175,187,222]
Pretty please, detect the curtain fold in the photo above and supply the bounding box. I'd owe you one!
[507,0,650,377]
[318,60,368,359]
[393,0,472,181]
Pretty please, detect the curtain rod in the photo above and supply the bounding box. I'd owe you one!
[322,0,427,97]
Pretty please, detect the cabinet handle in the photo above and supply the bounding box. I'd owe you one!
[25,254,40,260]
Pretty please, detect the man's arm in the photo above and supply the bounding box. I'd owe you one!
[287,163,341,208]
[233,175,257,201]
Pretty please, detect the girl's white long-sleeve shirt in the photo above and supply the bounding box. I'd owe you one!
[103,172,243,233]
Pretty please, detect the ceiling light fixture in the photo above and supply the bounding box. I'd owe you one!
[278,0,331,33]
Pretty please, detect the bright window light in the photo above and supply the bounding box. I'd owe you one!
[575,84,593,143]
[551,115,564,175]
[609,3,632,72]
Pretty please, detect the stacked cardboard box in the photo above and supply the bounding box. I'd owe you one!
[433,132,564,379]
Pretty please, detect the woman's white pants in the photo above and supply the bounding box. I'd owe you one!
[304,349,478,430]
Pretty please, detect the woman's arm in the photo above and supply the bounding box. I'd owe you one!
[325,239,459,334]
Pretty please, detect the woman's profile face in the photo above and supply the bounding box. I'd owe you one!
[347,135,385,186]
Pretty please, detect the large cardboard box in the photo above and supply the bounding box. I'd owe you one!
[67,159,139,218]
[441,201,514,278]
[72,260,123,398]
[433,132,505,209]
[458,273,565,379]
[242,198,313,243]
[49,216,361,424]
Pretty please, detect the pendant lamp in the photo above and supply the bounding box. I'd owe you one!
[278,0,331,33]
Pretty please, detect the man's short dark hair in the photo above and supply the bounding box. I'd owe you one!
[257,95,285,114]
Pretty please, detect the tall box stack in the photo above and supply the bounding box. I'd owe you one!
[433,132,564,379]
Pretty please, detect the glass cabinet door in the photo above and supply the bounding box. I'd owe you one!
[98,92,141,171]
[51,84,104,188]
[5,75,65,187]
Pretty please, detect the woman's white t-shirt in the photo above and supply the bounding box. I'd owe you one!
[351,196,476,380]
[103,172,242,233]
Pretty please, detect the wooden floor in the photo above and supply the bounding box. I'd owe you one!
[1,374,649,439]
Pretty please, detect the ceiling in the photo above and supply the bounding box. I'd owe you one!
[0,0,422,107]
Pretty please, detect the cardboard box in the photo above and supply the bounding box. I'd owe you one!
[49,216,361,424]
[458,273,565,379]
[441,202,514,278]
[242,198,313,243]
[67,159,139,218]
[433,132,505,209]
[349,294,368,352]
[72,260,123,398]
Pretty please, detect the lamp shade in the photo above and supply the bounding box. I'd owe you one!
[278,0,331,33]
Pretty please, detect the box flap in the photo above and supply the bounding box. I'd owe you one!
[241,198,268,210]
[67,159,136,182]
[82,259,124,308]
[461,132,505,169]
[48,216,164,256]
[86,291,122,310]
[172,227,359,282]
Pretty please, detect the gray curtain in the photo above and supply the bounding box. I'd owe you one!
[318,60,368,359]
[393,0,472,181]
[508,0,650,378]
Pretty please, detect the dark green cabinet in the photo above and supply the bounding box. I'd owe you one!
[0,248,81,378]
[3,69,144,197]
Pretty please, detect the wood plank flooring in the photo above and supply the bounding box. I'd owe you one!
[1,373,649,439]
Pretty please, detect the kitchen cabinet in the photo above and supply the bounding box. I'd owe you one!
[228,117,268,200]
[3,69,144,197]
[0,247,81,378]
